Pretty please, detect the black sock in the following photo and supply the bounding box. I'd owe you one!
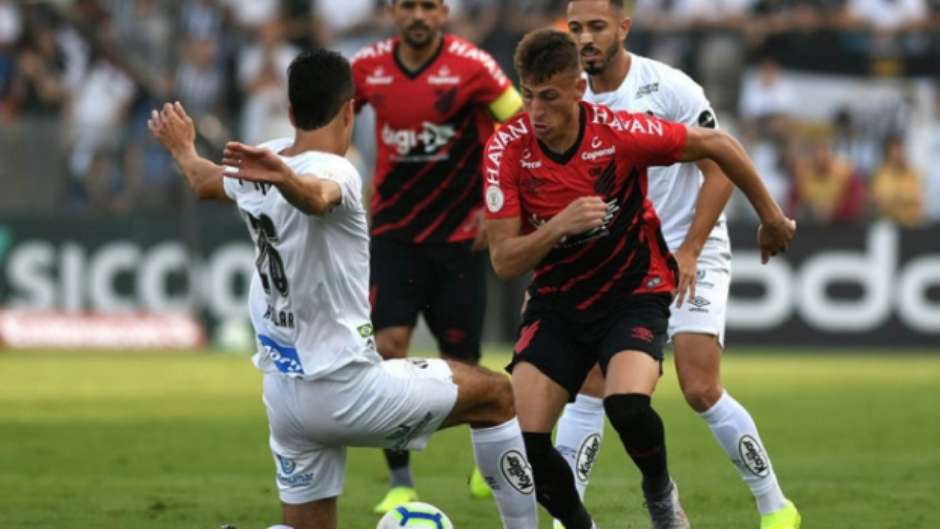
[604,393,671,498]
[522,432,593,529]
[383,449,413,488]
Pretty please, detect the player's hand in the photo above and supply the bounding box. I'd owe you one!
[222,142,292,185]
[471,210,488,252]
[147,101,196,159]
[757,216,796,264]
[672,244,698,307]
[551,196,608,237]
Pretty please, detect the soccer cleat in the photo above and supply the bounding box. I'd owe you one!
[468,466,492,498]
[373,486,419,514]
[644,480,691,529]
[760,500,801,529]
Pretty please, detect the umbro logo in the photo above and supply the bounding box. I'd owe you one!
[636,82,659,97]
[366,67,393,85]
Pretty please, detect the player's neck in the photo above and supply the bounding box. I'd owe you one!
[283,125,346,157]
[541,105,583,155]
[589,51,631,94]
[396,33,444,72]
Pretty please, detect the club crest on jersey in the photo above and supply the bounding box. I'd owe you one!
[500,450,535,495]
[582,137,616,161]
[428,65,461,85]
[367,66,394,85]
[485,185,505,213]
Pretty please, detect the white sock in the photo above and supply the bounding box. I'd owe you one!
[699,391,788,515]
[554,394,605,499]
[470,418,538,529]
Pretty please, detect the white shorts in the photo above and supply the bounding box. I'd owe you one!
[262,358,459,504]
[668,246,731,347]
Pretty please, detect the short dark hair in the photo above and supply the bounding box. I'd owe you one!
[514,29,581,85]
[569,0,624,7]
[288,48,354,131]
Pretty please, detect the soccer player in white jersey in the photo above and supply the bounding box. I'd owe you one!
[147,49,538,529]
[555,2,802,529]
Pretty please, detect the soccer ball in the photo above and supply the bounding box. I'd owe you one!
[376,502,454,529]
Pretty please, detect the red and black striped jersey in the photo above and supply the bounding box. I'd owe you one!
[352,34,520,244]
[483,102,688,316]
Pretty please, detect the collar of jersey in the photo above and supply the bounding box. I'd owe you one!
[393,34,446,80]
[536,104,587,166]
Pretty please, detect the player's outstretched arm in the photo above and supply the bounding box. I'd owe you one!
[222,142,342,216]
[487,196,608,279]
[147,102,228,201]
[680,127,795,263]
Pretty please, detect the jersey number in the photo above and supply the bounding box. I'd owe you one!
[247,213,289,297]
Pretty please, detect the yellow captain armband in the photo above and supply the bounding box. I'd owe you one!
[488,87,524,123]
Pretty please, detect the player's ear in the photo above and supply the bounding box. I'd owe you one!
[343,99,355,126]
[575,77,587,99]
[620,16,632,40]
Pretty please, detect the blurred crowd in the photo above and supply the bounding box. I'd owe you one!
[1,0,939,225]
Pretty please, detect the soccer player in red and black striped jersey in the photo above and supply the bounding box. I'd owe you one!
[484,30,795,529]
[351,0,523,512]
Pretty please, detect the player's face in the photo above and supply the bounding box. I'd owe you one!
[392,0,448,48]
[567,0,630,75]
[521,71,586,143]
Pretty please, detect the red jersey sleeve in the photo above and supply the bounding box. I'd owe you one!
[482,131,521,220]
[467,48,511,104]
[610,110,688,168]
[351,57,369,114]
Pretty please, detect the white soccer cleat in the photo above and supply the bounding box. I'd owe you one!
[645,480,690,529]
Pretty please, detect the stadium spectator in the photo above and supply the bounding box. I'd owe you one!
[180,0,225,40]
[6,23,66,117]
[175,36,224,123]
[794,137,865,224]
[0,0,22,119]
[738,59,795,121]
[237,18,298,146]
[870,135,925,226]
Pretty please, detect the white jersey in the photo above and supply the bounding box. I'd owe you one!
[223,137,381,380]
[584,53,730,253]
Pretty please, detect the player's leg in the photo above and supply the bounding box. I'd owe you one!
[672,259,798,528]
[262,372,347,529]
[554,365,605,499]
[361,358,537,529]
[599,295,689,529]
[370,237,426,512]
[281,498,336,529]
[424,241,489,496]
[424,241,486,366]
[506,315,598,529]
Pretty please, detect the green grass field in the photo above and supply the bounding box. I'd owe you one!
[1,349,938,529]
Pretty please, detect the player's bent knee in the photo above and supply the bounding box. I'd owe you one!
[491,375,516,423]
[681,382,722,412]
[603,393,652,433]
[375,329,410,359]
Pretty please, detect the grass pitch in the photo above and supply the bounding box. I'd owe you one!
[1,348,938,529]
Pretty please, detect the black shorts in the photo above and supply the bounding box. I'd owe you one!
[507,294,671,399]
[370,236,486,363]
